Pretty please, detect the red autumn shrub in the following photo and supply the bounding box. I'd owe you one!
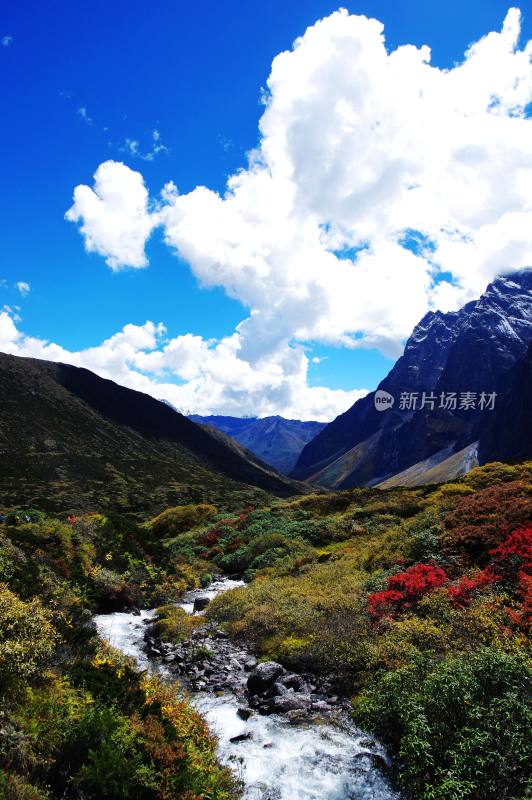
[199,527,222,546]
[442,481,532,562]
[368,563,448,619]
[447,527,532,610]
[367,589,404,619]
[508,571,532,630]
[489,527,532,578]
[492,527,532,630]
[447,569,497,608]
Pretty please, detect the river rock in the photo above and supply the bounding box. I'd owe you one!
[311,700,331,712]
[237,707,253,720]
[278,673,308,692]
[244,657,257,671]
[270,693,311,713]
[247,661,284,694]
[193,595,210,612]
[230,731,253,743]
[286,709,309,723]
[353,751,390,774]
[357,737,377,749]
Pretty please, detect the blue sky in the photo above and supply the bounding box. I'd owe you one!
[1,1,531,418]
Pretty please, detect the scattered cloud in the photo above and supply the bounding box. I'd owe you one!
[16,281,30,296]
[120,129,169,161]
[219,135,234,152]
[1,35,13,47]
[63,7,532,415]
[2,305,21,323]
[77,106,93,125]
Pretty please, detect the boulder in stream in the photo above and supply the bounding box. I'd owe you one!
[230,731,253,743]
[247,661,284,694]
[270,693,311,713]
[193,595,210,612]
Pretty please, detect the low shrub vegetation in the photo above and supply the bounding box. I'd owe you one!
[0,460,530,799]
[0,508,237,799]
[200,462,531,798]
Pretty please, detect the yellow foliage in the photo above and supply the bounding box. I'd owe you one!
[0,585,58,687]
[148,504,217,537]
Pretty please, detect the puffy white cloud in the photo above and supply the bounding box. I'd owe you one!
[66,161,155,270]
[0,309,363,421]
[63,8,532,415]
[0,311,20,345]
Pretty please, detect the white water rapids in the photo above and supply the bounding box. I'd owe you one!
[94,578,400,800]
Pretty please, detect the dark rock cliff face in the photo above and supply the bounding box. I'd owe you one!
[479,340,532,464]
[292,270,532,488]
[189,415,326,475]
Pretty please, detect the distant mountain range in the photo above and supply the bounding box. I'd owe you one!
[0,354,306,513]
[189,415,326,474]
[293,270,532,488]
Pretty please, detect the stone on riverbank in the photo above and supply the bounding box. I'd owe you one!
[247,661,284,694]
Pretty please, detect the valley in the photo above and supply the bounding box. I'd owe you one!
[1,460,530,798]
[3,4,532,798]
[0,275,530,800]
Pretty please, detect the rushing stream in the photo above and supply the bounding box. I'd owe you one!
[94,578,400,800]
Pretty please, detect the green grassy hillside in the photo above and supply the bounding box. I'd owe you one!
[0,353,305,514]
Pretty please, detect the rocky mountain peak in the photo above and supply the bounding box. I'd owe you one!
[293,268,532,487]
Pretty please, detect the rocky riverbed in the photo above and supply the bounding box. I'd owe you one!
[144,614,350,723]
[95,577,401,800]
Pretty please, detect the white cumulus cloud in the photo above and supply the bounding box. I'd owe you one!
[61,8,532,415]
[0,309,364,420]
[66,161,156,270]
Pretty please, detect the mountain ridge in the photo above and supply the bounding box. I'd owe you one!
[293,269,532,488]
[0,353,306,512]
[189,414,326,474]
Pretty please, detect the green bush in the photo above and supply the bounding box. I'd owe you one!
[148,504,217,538]
[353,647,532,800]
[0,585,58,690]
[150,605,199,644]
[64,706,158,799]
[1,647,238,800]
[92,567,136,611]
[0,770,50,799]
